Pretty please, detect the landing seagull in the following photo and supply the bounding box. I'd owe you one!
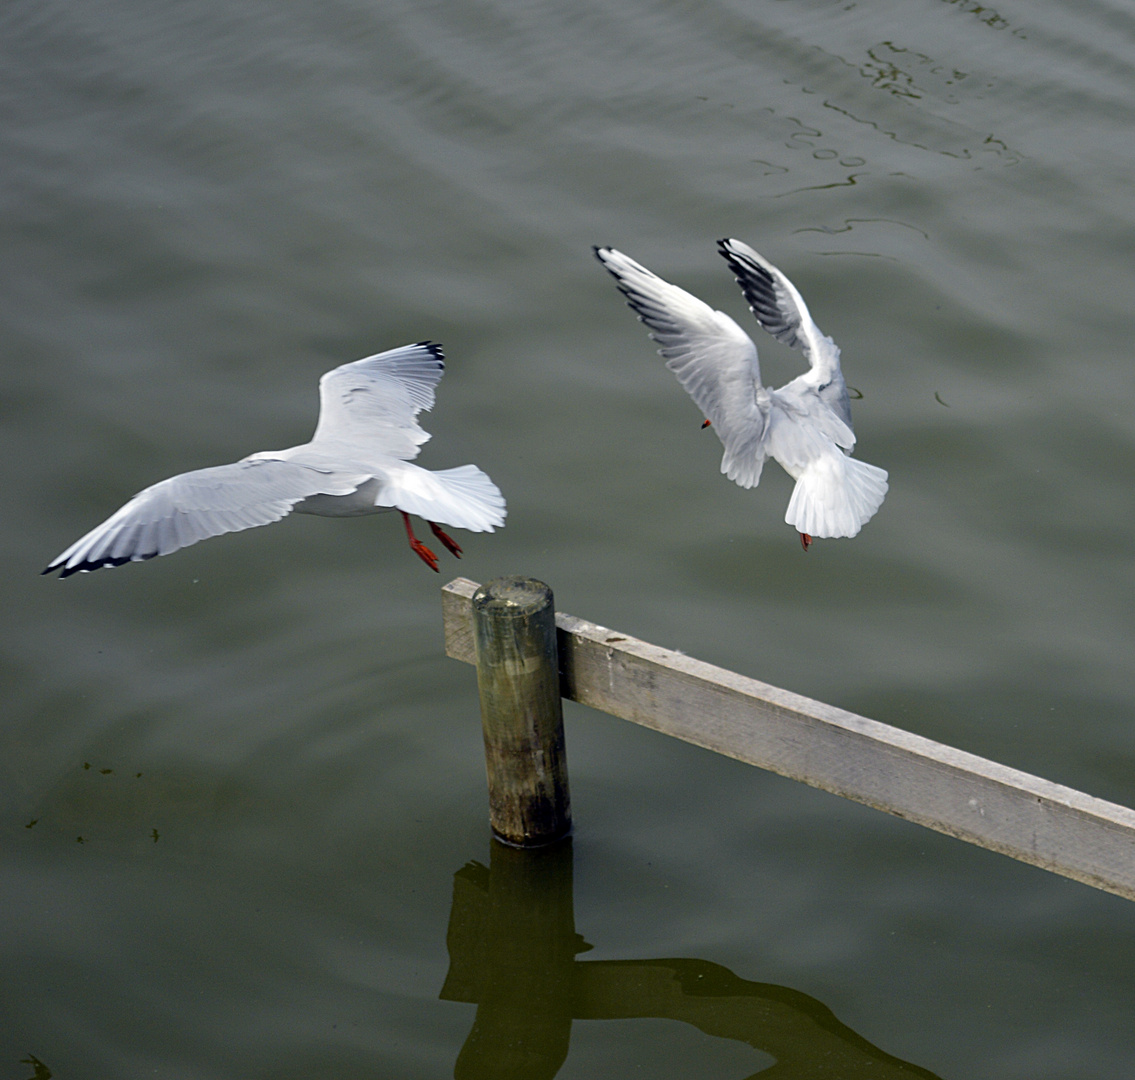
[43,342,506,577]
[594,241,887,548]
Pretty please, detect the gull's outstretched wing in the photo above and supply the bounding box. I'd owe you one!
[312,341,446,461]
[717,239,851,430]
[43,458,367,576]
[594,246,770,488]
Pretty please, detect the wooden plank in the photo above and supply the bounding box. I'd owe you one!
[443,577,1135,901]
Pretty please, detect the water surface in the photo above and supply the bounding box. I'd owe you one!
[4,0,1135,1076]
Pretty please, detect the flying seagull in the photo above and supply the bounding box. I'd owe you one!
[594,240,887,549]
[43,342,506,576]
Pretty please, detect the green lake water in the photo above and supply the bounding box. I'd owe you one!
[4,0,1135,1075]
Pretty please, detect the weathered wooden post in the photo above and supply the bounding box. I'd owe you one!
[471,577,571,846]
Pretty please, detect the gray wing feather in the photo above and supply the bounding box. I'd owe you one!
[718,239,852,430]
[718,238,809,350]
[43,458,362,576]
[312,341,445,461]
[594,246,770,488]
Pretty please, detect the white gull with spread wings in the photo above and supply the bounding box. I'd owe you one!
[44,342,505,577]
[594,240,887,548]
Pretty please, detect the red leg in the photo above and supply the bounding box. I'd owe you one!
[701,418,712,429]
[799,532,812,551]
[429,521,463,558]
[401,511,439,572]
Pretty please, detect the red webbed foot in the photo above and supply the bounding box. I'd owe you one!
[799,532,812,551]
[410,538,440,571]
[429,521,463,558]
[401,511,440,572]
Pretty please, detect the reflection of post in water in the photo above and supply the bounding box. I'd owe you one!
[441,839,943,1080]
[443,838,586,1080]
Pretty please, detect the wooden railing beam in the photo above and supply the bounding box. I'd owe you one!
[444,577,1135,902]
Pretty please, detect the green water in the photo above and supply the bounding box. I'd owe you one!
[4,0,1135,1075]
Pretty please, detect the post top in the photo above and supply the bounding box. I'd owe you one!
[472,576,554,618]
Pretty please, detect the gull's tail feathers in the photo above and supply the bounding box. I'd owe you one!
[376,463,506,533]
[784,454,888,539]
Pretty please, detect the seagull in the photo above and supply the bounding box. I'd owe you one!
[594,240,887,549]
[43,342,506,577]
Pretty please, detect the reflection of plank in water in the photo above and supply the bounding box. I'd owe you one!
[572,959,942,1079]
[441,840,942,1080]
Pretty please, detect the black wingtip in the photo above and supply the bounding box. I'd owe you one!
[57,558,112,578]
[414,340,445,367]
[718,240,775,286]
[45,550,160,578]
[717,238,747,266]
[717,238,745,261]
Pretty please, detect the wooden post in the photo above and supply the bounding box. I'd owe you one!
[471,577,571,846]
